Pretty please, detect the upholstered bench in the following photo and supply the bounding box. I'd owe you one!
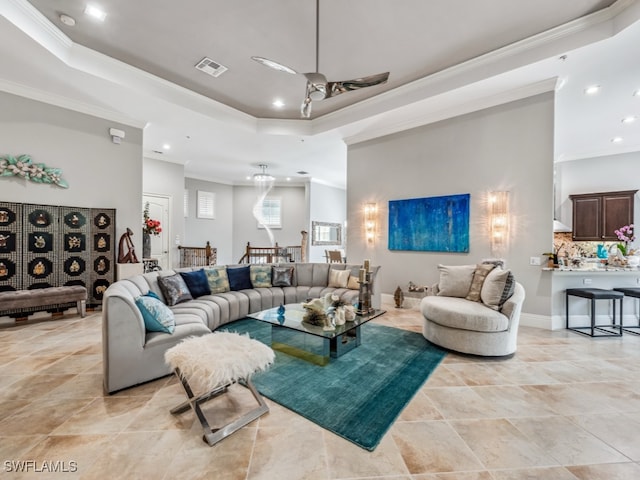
[165,332,274,446]
[0,285,87,320]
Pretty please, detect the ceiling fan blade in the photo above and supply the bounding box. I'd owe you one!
[326,72,390,98]
[301,82,312,118]
[301,98,312,118]
[251,56,297,75]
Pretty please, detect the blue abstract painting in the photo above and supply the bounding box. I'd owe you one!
[388,194,470,252]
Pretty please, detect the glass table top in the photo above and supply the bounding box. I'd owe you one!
[247,303,385,339]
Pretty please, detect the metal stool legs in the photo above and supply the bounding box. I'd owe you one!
[170,367,269,446]
[613,288,640,336]
[566,289,623,337]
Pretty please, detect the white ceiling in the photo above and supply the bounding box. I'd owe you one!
[1,0,639,189]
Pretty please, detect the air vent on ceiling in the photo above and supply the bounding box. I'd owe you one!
[195,57,228,77]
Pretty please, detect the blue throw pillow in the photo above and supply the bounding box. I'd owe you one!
[179,269,211,298]
[135,295,175,333]
[146,290,161,300]
[227,265,252,291]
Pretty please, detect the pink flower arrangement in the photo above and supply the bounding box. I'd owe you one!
[142,203,162,236]
[614,224,635,256]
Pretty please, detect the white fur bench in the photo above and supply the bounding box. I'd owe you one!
[0,286,87,320]
[165,332,274,446]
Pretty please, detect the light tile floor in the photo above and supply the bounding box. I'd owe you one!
[1,303,640,479]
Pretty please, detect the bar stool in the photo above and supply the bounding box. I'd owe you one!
[613,287,640,335]
[566,288,623,337]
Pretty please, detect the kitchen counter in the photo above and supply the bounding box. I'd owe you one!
[544,267,640,273]
[547,267,640,330]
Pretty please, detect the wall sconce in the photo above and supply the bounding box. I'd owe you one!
[489,191,509,254]
[364,203,377,244]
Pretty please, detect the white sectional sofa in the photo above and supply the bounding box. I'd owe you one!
[102,262,378,393]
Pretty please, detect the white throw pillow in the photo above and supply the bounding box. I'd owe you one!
[328,268,350,288]
[481,267,516,310]
[436,264,476,298]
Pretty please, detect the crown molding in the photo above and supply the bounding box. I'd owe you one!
[555,142,640,163]
[312,1,639,137]
[143,152,186,166]
[3,0,72,59]
[343,78,558,146]
[0,78,146,128]
[4,0,639,140]
[3,0,256,132]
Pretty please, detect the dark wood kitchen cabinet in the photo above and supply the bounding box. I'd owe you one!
[570,190,637,241]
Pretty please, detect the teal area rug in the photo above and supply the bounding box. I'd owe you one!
[222,319,447,451]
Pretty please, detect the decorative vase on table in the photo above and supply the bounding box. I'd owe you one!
[142,232,151,259]
[142,202,162,259]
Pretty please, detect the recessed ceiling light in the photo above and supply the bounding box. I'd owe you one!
[246,176,251,180]
[272,99,285,108]
[162,144,171,150]
[84,5,107,21]
[59,14,76,26]
[584,85,600,95]
[622,116,637,124]
[611,136,623,143]
[286,177,291,181]
[634,90,640,97]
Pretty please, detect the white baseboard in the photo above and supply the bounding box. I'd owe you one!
[381,293,423,310]
[520,312,553,330]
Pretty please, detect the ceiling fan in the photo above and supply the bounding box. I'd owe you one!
[251,0,390,118]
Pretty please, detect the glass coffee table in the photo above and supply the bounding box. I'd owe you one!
[247,303,385,366]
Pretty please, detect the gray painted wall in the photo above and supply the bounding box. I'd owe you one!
[184,177,234,265]
[346,92,555,317]
[309,182,346,263]
[0,91,143,257]
[232,185,308,263]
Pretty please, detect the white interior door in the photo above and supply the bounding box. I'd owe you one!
[143,194,170,270]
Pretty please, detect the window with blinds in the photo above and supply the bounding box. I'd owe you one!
[197,191,215,219]
[259,197,281,228]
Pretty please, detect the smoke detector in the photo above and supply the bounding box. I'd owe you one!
[60,14,76,26]
[195,57,228,77]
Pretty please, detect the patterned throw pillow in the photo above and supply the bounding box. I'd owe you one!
[250,265,272,288]
[135,295,175,333]
[227,265,252,291]
[328,268,350,288]
[272,266,294,287]
[204,266,230,293]
[157,273,193,306]
[465,263,496,302]
[480,268,516,310]
[347,275,360,290]
[179,269,211,298]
